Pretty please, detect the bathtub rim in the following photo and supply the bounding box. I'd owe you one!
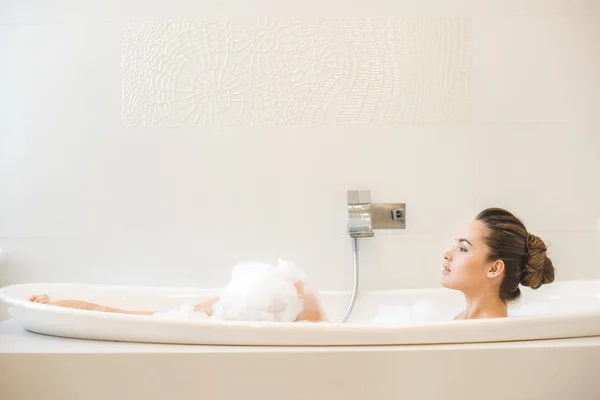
[2,280,600,346]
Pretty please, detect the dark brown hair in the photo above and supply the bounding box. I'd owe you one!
[475,208,555,302]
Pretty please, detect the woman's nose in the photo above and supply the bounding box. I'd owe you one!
[443,249,452,261]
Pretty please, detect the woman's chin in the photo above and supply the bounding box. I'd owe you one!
[440,274,454,289]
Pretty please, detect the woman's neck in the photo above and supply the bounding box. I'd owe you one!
[463,291,507,319]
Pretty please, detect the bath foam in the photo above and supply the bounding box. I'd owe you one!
[152,259,315,323]
[211,259,307,322]
[152,304,211,320]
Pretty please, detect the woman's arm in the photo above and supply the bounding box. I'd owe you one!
[30,294,221,316]
[29,282,325,322]
[30,294,161,315]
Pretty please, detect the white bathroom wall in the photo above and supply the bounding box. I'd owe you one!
[1,0,599,321]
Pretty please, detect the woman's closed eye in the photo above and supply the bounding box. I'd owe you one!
[452,242,468,252]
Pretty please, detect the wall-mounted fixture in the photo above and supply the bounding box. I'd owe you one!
[342,189,406,322]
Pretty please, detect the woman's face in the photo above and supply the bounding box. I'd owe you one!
[441,220,495,294]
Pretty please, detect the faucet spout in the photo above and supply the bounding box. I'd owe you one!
[347,190,374,238]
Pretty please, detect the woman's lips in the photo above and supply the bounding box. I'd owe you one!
[443,263,451,275]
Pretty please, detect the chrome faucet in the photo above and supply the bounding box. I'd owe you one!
[347,190,374,238]
[343,189,406,323]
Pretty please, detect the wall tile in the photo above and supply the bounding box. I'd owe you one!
[0,1,118,24]
[120,18,472,128]
[0,124,474,289]
[471,15,600,123]
[356,233,451,291]
[473,123,600,233]
[0,23,122,131]
[3,0,598,26]
[469,0,600,16]
[282,125,476,236]
[118,1,473,21]
[1,4,599,297]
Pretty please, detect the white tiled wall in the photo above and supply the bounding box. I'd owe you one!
[1,1,599,321]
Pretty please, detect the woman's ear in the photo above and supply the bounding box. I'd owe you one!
[487,259,505,279]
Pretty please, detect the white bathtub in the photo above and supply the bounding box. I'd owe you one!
[1,279,600,346]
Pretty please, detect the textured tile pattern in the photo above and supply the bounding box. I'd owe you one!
[122,18,471,127]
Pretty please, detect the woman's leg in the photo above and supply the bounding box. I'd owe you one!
[293,282,324,322]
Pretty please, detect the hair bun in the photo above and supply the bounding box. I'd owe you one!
[521,233,555,289]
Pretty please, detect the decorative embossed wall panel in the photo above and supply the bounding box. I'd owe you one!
[122,18,471,127]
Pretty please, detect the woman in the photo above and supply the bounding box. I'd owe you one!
[443,207,555,319]
[31,207,555,321]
